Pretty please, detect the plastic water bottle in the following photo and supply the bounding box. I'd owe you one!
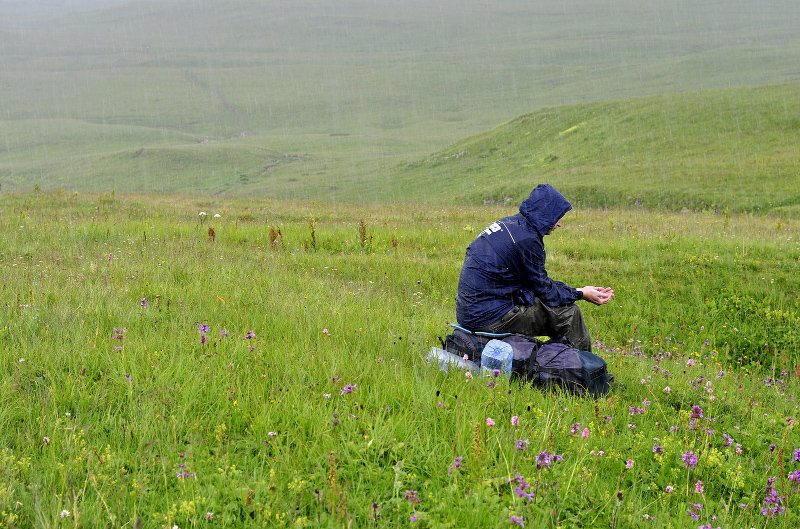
[480,339,513,376]
[427,347,479,374]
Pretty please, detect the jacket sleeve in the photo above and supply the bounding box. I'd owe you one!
[511,238,581,307]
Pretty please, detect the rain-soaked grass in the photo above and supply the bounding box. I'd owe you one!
[1,191,798,527]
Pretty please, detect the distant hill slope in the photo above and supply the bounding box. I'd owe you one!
[383,82,800,215]
[2,83,798,216]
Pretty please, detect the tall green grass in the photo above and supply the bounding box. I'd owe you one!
[1,191,798,527]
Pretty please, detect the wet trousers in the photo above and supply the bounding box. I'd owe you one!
[474,299,592,352]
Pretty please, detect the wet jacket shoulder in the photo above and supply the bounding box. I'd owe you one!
[455,185,581,329]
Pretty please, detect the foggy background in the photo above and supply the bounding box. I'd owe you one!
[1,0,798,197]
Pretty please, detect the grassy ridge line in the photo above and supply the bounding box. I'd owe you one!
[393,82,800,214]
[3,82,800,215]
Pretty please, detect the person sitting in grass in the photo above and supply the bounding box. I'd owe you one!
[456,184,613,352]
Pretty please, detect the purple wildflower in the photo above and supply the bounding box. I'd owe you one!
[243,330,255,339]
[410,514,418,522]
[570,422,581,434]
[535,450,563,470]
[140,297,147,308]
[509,475,533,502]
[793,448,800,463]
[513,486,533,502]
[682,450,698,469]
[652,444,664,454]
[723,433,734,447]
[686,502,702,521]
[448,456,464,475]
[198,323,209,344]
[788,470,800,492]
[404,490,420,504]
[510,515,525,527]
[220,329,229,338]
[536,451,552,469]
[761,476,786,517]
[340,384,357,395]
[515,439,530,451]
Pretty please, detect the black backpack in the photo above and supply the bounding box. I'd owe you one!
[439,326,494,364]
[440,326,611,397]
[528,338,611,398]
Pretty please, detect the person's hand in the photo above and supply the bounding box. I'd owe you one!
[579,286,614,305]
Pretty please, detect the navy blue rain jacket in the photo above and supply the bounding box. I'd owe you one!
[455,184,581,329]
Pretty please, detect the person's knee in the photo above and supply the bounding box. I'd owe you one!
[553,302,583,324]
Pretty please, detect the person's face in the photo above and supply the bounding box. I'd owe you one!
[547,217,564,234]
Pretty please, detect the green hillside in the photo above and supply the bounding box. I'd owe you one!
[395,83,800,215]
[4,82,800,215]
[1,0,800,201]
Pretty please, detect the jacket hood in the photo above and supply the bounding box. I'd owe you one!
[519,184,572,235]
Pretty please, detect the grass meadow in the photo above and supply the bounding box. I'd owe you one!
[1,191,798,528]
[2,2,800,527]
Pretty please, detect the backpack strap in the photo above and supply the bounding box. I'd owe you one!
[449,323,512,338]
